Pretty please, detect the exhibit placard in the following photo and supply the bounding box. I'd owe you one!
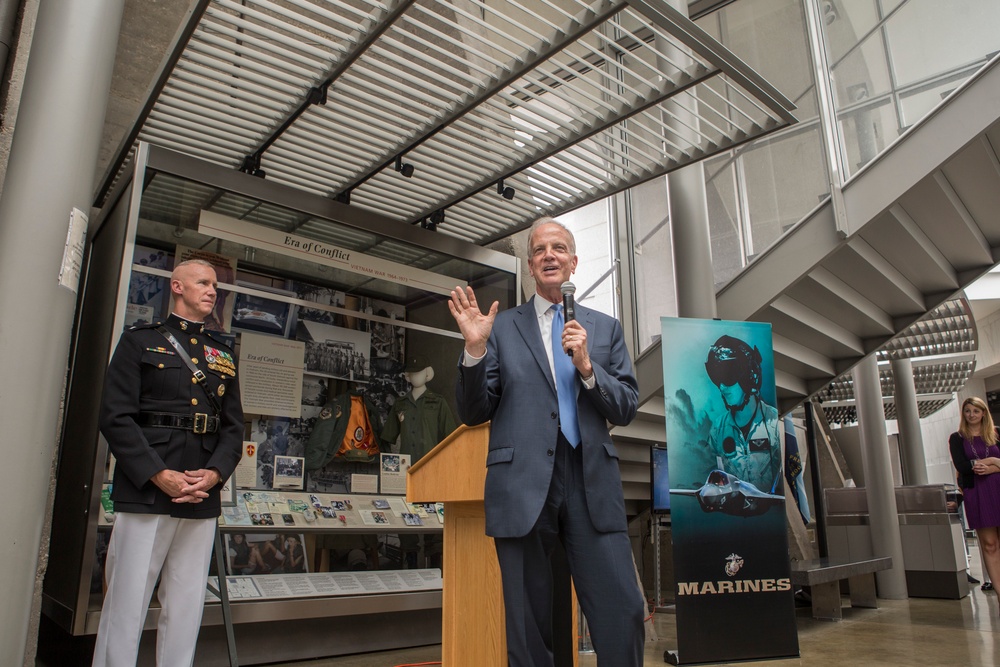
[58,208,88,293]
[239,333,305,417]
[380,453,410,494]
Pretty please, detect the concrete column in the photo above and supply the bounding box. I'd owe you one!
[0,1,124,664]
[891,357,928,485]
[853,355,908,598]
[661,0,717,320]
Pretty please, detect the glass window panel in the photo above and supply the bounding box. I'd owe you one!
[829,36,893,109]
[704,154,743,289]
[823,0,880,63]
[744,125,830,258]
[837,97,898,174]
[886,1,1000,88]
[699,0,818,124]
[898,72,969,128]
[629,177,675,353]
[559,200,616,318]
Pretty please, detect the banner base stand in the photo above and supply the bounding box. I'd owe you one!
[664,649,680,665]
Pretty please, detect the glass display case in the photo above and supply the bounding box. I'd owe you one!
[43,143,518,662]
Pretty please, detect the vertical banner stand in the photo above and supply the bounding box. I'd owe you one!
[660,317,799,664]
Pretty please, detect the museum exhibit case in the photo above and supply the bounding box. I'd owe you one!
[42,142,518,663]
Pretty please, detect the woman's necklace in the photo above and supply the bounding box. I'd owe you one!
[970,431,991,459]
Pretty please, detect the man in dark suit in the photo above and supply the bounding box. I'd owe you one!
[93,259,244,667]
[450,218,645,666]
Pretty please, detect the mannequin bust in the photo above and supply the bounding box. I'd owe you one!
[381,355,456,463]
[405,365,433,400]
[384,355,456,568]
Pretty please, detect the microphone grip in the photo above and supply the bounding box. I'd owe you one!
[562,294,575,356]
[562,294,575,322]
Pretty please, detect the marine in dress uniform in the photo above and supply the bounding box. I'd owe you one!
[93,260,244,667]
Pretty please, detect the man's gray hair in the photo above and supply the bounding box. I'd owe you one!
[527,217,576,255]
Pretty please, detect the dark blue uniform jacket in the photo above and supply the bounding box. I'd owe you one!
[99,314,244,518]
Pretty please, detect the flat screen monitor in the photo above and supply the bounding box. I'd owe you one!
[651,446,670,514]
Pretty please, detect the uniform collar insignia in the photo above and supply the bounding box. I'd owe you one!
[166,313,206,334]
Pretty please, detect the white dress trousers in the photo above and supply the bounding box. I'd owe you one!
[92,512,217,667]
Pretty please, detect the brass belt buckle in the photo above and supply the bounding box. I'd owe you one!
[193,413,209,434]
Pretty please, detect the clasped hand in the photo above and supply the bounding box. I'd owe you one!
[152,468,221,503]
[972,457,999,475]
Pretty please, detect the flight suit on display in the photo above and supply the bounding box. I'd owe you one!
[381,389,457,462]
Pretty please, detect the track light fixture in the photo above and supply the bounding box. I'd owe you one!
[307,85,328,106]
[496,178,516,200]
[394,155,415,178]
[240,153,266,179]
[422,209,444,232]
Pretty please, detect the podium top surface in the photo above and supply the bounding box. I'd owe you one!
[407,423,489,503]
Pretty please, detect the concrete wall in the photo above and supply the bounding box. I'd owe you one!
[833,424,903,488]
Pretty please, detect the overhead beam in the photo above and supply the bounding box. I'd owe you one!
[770,295,865,355]
[887,202,958,289]
[847,238,926,313]
[806,267,894,335]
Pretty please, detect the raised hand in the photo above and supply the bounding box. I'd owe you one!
[448,285,498,357]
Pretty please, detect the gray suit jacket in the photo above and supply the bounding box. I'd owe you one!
[456,297,638,538]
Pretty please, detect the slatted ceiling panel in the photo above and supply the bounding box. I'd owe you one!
[880,300,977,360]
[211,192,270,219]
[104,0,795,246]
[140,177,218,227]
[135,0,384,173]
[822,396,957,425]
[239,206,310,231]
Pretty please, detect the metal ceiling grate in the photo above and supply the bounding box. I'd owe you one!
[100,0,795,245]
[815,298,978,412]
[821,396,957,426]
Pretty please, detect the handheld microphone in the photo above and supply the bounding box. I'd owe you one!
[560,281,576,356]
[560,281,576,321]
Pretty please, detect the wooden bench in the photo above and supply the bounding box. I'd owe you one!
[790,556,893,620]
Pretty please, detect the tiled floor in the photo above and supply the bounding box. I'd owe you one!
[270,547,999,667]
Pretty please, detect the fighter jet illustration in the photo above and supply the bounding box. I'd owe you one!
[670,458,784,517]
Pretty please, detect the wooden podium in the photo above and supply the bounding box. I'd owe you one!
[408,424,579,667]
[407,423,505,666]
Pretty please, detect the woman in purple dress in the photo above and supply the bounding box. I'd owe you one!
[949,397,1000,607]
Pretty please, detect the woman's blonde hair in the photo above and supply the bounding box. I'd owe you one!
[959,396,997,446]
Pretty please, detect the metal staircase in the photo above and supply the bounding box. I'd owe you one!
[618,55,1000,513]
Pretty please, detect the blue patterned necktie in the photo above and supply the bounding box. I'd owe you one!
[551,304,581,447]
